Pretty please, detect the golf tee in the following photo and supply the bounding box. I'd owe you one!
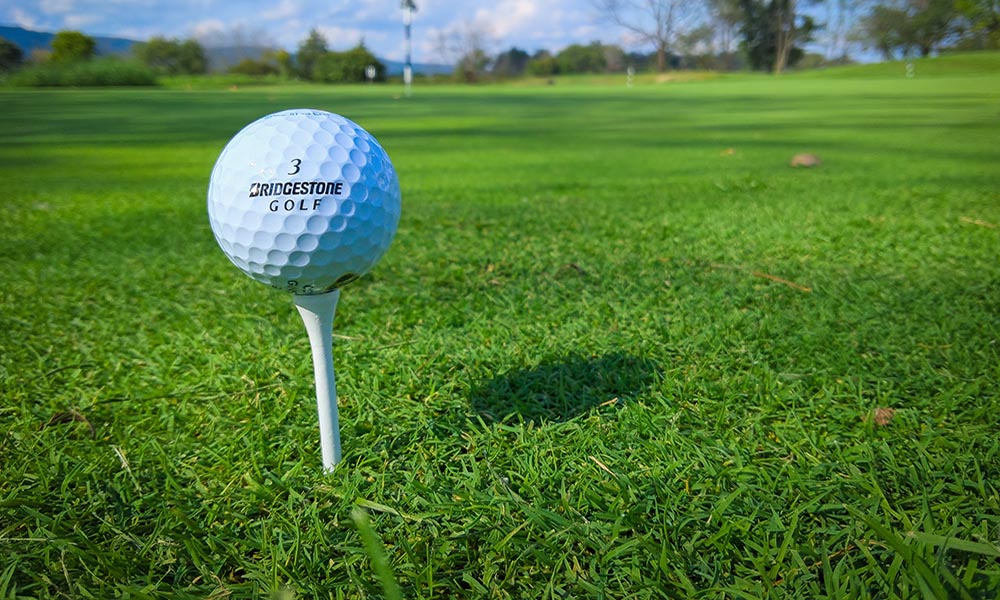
[293,290,342,472]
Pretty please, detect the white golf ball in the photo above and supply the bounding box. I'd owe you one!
[208,109,400,294]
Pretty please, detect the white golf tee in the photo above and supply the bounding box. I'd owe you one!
[293,290,342,472]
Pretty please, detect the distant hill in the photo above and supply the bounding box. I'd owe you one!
[382,58,453,77]
[0,24,452,75]
[202,46,272,72]
[202,48,452,76]
[0,25,136,56]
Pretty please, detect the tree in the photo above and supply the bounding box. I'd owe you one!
[177,40,207,74]
[603,44,627,70]
[0,36,23,72]
[527,50,559,76]
[824,0,866,60]
[228,58,280,76]
[433,22,493,82]
[707,0,744,68]
[595,0,705,71]
[738,0,817,72]
[315,43,386,83]
[676,23,716,67]
[134,37,207,74]
[193,23,276,71]
[492,47,530,77]
[456,47,492,82]
[857,0,960,58]
[267,49,294,77]
[50,31,96,63]
[296,29,328,80]
[556,42,608,73]
[907,0,960,55]
[956,0,1000,48]
[857,4,908,58]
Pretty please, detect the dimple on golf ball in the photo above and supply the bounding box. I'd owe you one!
[208,109,401,294]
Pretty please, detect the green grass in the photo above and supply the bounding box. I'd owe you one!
[790,49,1000,78]
[1,64,999,598]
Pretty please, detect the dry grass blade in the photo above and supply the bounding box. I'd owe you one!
[750,270,813,293]
[42,409,95,438]
[960,216,997,228]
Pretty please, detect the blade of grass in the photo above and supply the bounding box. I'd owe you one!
[350,507,402,600]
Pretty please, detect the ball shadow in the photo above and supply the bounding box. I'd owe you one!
[470,352,659,424]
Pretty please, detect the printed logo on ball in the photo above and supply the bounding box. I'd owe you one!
[249,181,345,198]
[248,171,348,213]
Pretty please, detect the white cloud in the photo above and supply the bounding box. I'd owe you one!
[189,19,226,39]
[63,13,101,29]
[4,0,610,61]
[258,0,299,22]
[10,8,39,29]
[472,0,537,39]
[38,0,76,15]
[317,25,369,49]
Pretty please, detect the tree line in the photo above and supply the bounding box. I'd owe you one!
[1,0,996,85]
[448,0,997,79]
[0,28,386,85]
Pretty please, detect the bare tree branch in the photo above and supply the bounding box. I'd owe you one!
[595,0,706,70]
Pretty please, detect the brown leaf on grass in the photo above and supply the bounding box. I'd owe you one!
[790,153,822,168]
[43,409,96,438]
[873,407,896,427]
[720,147,736,156]
[562,263,588,276]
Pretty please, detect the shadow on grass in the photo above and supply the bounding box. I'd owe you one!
[470,352,659,423]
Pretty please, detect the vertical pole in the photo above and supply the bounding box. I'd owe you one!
[403,2,414,97]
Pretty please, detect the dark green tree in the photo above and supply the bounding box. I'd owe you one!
[492,47,530,77]
[268,49,294,77]
[296,29,328,80]
[956,0,1000,48]
[177,39,207,74]
[857,4,909,59]
[134,37,207,74]
[556,42,608,73]
[908,0,960,55]
[228,58,280,76]
[738,0,817,72]
[455,47,491,82]
[0,36,24,71]
[314,43,385,83]
[858,0,961,58]
[527,50,559,76]
[50,31,96,63]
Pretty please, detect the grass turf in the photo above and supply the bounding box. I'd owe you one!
[1,57,999,597]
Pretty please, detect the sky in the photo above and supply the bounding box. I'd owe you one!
[2,0,611,63]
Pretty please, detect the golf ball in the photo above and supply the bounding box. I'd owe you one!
[208,109,400,294]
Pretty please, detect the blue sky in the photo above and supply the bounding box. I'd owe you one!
[4,1,861,64]
[3,0,607,63]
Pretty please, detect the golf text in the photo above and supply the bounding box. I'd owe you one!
[249,180,347,212]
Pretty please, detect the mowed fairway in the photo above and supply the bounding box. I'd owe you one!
[2,60,999,597]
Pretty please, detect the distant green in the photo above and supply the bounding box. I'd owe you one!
[1,53,998,598]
